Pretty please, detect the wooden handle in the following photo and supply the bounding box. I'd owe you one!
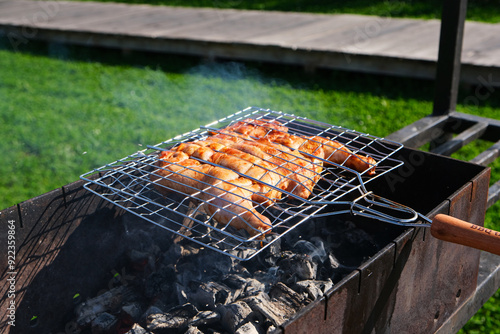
[430,214,500,256]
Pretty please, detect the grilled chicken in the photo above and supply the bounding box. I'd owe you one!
[223,119,376,175]
[152,118,376,237]
[151,150,272,236]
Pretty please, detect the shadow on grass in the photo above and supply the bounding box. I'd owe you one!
[1,35,499,110]
[0,36,433,97]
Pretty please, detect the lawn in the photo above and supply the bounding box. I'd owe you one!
[0,40,444,209]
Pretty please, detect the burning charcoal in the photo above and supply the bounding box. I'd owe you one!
[228,248,260,262]
[265,239,282,262]
[294,280,333,300]
[185,326,204,334]
[179,244,201,257]
[128,249,155,273]
[189,281,233,310]
[235,322,262,334]
[124,229,159,255]
[293,238,326,262]
[146,303,198,332]
[222,274,265,292]
[328,253,341,269]
[144,264,176,299]
[125,323,150,334]
[278,254,317,282]
[243,291,295,327]
[233,263,252,278]
[266,324,277,334]
[76,285,137,327]
[222,274,249,290]
[142,306,163,321]
[177,261,203,287]
[269,282,310,311]
[195,251,239,278]
[122,303,143,324]
[218,301,254,332]
[91,312,117,334]
[222,274,247,301]
[251,269,278,290]
[188,310,221,327]
[323,253,359,281]
[166,243,200,263]
[164,243,183,262]
[232,273,269,298]
[244,277,267,296]
[176,283,189,305]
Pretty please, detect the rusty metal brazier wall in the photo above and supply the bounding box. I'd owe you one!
[0,146,490,334]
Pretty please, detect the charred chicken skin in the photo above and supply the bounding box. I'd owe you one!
[152,118,376,237]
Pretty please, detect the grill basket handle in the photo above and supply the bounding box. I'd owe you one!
[431,214,500,256]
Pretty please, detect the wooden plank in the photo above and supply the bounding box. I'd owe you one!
[335,20,433,57]
[449,112,500,141]
[0,1,54,19]
[247,14,369,46]
[160,10,323,42]
[367,21,441,60]
[402,27,441,60]
[109,7,251,38]
[466,47,500,67]
[149,10,264,40]
[0,0,43,11]
[0,2,115,27]
[52,9,159,33]
[30,3,147,28]
[140,9,326,41]
[462,22,500,66]
[72,7,197,35]
[462,22,499,51]
[288,17,426,55]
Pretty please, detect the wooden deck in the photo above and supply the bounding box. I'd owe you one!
[1,0,499,84]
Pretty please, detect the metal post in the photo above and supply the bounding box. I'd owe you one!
[432,0,468,116]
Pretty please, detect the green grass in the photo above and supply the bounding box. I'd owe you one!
[67,0,500,23]
[3,40,499,210]
[463,288,500,333]
[0,40,440,208]
[1,37,500,332]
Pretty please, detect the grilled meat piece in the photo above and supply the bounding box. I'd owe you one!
[223,119,376,175]
[173,141,286,205]
[152,118,376,237]
[151,150,272,236]
[175,135,322,201]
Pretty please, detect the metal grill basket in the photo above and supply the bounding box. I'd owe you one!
[81,107,412,260]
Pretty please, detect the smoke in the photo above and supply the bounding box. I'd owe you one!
[293,238,328,263]
[97,59,284,147]
[182,60,274,115]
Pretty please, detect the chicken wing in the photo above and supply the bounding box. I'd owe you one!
[151,150,272,236]
[224,118,376,175]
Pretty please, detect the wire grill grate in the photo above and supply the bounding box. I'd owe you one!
[81,107,406,260]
